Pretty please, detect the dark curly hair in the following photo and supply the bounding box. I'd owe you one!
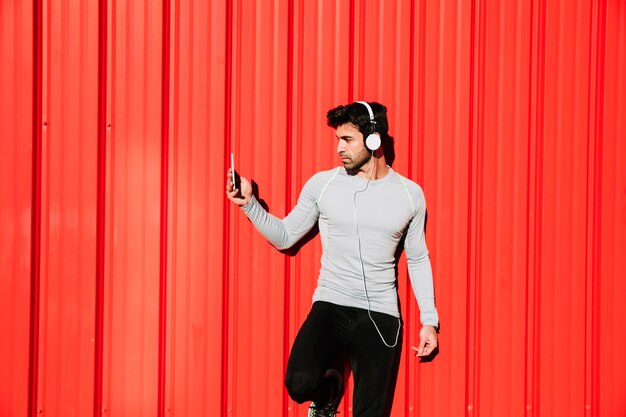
[326,101,389,141]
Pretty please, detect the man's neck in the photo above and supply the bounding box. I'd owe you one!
[356,156,389,180]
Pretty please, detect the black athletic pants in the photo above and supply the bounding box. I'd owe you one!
[285,301,403,417]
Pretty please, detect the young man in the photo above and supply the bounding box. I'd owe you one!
[226,101,439,417]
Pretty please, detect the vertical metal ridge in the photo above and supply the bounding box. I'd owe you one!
[584,0,596,413]
[473,0,486,410]
[417,0,428,402]
[202,2,211,413]
[348,0,356,101]
[168,1,180,411]
[77,13,87,405]
[8,32,19,398]
[533,1,546,415]
[282,1,295,416]
[405,0,417,413]
[527,1,546,415]
[584,2,596,416]
[524,0,536,415]
[28,0,44,415]
[414,0,427,187]
[93,0,108,416]
[103,0,116,411]
[466,0,487,414]
[477,1,489,411]
[158,0,172,416]
[141,3,150,362]
[289,1,304,412]
[222,1,234,416]
[407,0,416,183]
[6,0,24,402]
[465,0,477,413]
[184,0,195,410]
[588,1,606,415]
[356,0,366,97]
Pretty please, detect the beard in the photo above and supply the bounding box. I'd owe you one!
[341,149,372,173]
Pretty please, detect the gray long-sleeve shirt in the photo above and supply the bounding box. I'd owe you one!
[241,166,439,327]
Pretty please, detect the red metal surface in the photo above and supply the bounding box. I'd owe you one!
[0,2,34,417]
[93,1,108,416]
[1,1,625,417]
[29,0,43,415]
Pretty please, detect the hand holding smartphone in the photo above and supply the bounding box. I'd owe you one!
[226,152,251,206]
[230,152,237,189]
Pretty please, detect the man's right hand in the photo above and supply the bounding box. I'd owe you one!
[226,168,253,206]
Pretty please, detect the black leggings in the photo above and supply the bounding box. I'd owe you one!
[285,301,403,417]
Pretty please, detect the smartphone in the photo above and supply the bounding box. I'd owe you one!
[230,153,237,188]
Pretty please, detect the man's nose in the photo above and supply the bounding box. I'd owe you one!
[337,141,345,153]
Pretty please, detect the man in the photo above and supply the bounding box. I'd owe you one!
[225,101,439,417]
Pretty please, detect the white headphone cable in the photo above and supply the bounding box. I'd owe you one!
[351,151,401,348]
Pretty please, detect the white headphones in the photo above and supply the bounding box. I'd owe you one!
[356,101,382,151]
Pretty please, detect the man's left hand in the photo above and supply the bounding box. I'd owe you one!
[411,325,438,357]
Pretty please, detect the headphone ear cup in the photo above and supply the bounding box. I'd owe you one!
[365,133,381,151]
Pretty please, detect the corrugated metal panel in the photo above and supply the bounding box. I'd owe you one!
[597,3,626,417]
[1,1,625,417]
[226,1,291,416]
[36,0,100,416]
[165,1,227,416]
[101,0,165,415]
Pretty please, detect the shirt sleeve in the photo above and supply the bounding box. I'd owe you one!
[240,176,320,250]
[404,186,439,327]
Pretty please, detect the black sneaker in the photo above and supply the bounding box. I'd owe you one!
[308,369,343,417]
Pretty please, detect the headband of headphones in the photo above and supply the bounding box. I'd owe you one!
[356,101,381,151]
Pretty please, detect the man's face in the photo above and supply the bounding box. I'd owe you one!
[335,123,371,172]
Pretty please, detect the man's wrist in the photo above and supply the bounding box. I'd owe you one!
[240,195,256,210]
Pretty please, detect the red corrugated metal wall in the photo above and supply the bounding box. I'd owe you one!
[1,1,625,416]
